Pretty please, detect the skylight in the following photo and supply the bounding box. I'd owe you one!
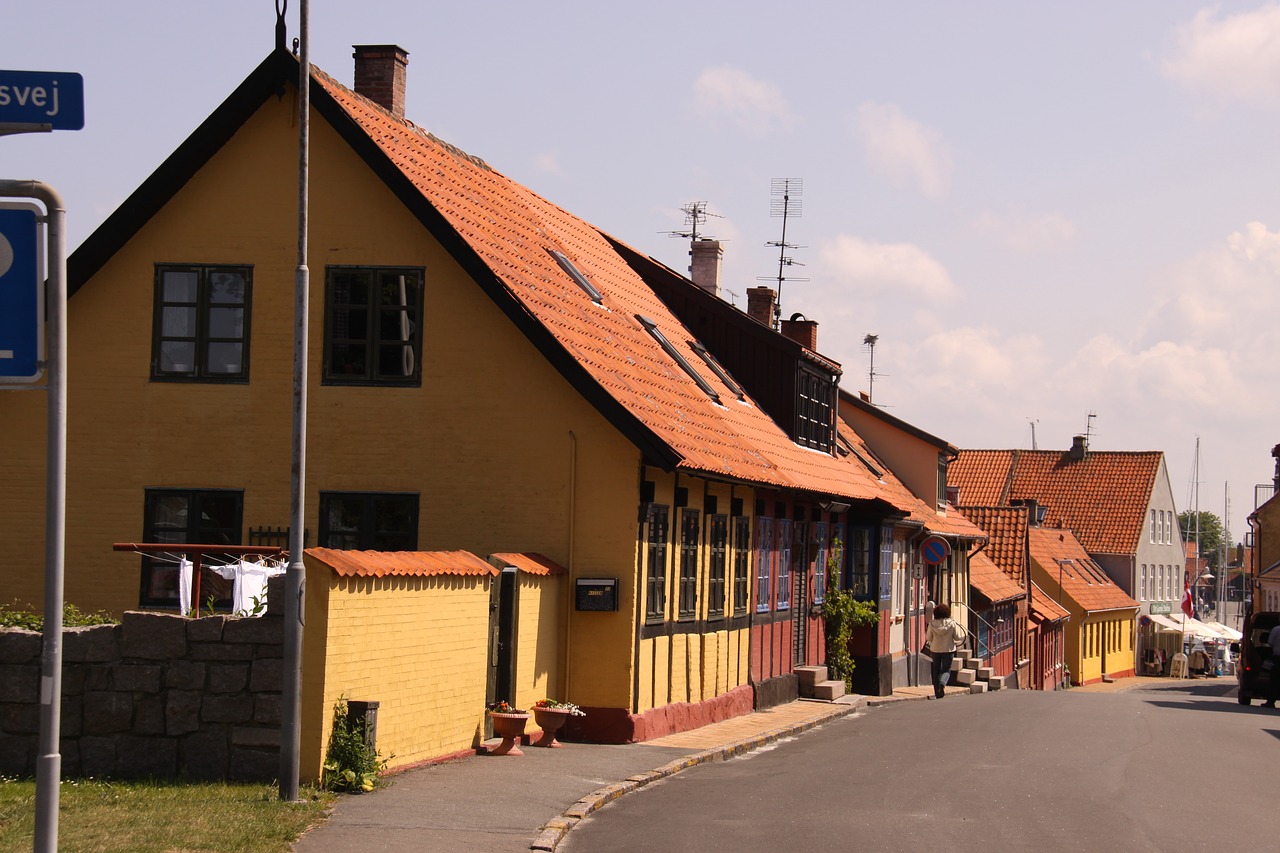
[636,315,721,404]
[690,341,745,401]
[549,250,603,304]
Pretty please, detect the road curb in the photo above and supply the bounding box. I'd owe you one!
[530,700,862,851]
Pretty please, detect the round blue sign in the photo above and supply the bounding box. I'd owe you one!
[920,536,950,565]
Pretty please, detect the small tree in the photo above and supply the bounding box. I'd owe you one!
[1179,510,1226,569]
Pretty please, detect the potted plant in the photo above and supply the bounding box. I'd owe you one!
[486,700,530,756]
[530,699,585,748]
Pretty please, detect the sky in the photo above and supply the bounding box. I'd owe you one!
[4,1,1278,539]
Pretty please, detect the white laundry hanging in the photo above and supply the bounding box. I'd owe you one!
[212,559,286,616]
[178,558,194,615]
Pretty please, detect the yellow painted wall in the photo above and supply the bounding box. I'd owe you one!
[632,470,752,714]
[0,83,649,711]
[513,572,565,711]
[1032,561,1135,684]
[300,557,494,780]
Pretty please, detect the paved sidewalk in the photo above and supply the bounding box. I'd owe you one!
[293,697,873,853]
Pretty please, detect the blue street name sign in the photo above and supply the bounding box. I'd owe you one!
[0,70,84,130]
[0,205,42,382]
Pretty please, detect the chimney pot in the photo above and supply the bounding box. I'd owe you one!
[779,313,818,351]
[353,44,409,120]
[690,239,723,297]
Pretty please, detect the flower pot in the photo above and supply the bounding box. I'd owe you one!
[531,706,572,748]
[487,712,529,756]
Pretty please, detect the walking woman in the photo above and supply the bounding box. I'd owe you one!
[925,603,966,699]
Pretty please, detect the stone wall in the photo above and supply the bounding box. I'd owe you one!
[0,611,283,781]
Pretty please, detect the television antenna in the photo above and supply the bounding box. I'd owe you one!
[1028,418,1039,450]
[756,178,808,329]
[1084,411,1097,448]
[863,334,880,403]
[664,200,721,242]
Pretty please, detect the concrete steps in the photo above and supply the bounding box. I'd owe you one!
[795,665,847,702]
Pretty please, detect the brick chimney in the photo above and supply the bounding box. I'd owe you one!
[1272,442,1280,490]
[690,239,722,297]
[779,313,818,351]
[746,287,776,328]
[353,45,409,120]
[1069,434,1088,461]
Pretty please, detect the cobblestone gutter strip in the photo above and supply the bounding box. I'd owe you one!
[529,701,862,852]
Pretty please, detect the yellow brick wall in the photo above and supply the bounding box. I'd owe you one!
[300,556,494,779]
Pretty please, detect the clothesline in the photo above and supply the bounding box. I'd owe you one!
[112,542,290,615]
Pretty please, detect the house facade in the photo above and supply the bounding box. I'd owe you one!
[0,45,944,744]
[950,437,1182,676]
[1246,445,1280,613]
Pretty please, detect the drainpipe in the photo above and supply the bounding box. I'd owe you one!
[565,431,576,704]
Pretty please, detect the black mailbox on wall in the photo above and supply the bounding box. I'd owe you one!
[575,578,618,612]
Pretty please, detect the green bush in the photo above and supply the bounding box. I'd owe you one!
[823,587,881,691]
[0,601,117,631]
[321,697,388,793]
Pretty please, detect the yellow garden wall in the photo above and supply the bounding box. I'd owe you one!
[300,555,494,780]
[512,571,566,712]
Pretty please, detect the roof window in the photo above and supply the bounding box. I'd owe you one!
[549,250,603,304]
[690,341,745,401]
[636,315,720,404]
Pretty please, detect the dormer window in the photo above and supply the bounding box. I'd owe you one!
[795,363,834,452]
[637,315,721,404]
[550,250,603,304]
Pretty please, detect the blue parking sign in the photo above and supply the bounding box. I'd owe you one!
[0,205,43,382]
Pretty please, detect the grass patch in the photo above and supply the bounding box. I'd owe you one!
[0,777,334,853]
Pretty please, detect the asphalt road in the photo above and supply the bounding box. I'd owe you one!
[563,681,1273,852]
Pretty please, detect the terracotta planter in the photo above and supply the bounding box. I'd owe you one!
[487,712,529,756]
[531,706,573,748]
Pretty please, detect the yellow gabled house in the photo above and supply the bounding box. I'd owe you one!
[0,43,918,747]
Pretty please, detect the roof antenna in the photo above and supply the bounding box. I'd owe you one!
[664,201,722,276]
[1028,418,1039,450]
[275,0,288,52]
[757,178,808,330]
[1084,411,1097,448]
[863,333,879,403]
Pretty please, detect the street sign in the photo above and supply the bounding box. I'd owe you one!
[0,204,43,383]
[920,535,951,565]
[0,70,84,131]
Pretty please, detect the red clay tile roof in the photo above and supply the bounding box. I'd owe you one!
[1026,527,1139,613]
[957,506,1029,586]
[311,66,898,507]
[1029,582,1071,623]
[969,550,1025,603]
[304,548,496,578]
[951,449,1164,556]
[489,552,566,576]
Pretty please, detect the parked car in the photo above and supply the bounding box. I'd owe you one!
[1232,611,1280,706]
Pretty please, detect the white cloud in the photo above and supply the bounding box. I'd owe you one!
[819,235,957,299]
[1162,4,1280,105]
[692,66,793,133]
[973,211,1077,254]
[533,151,563,176]
[855,102,952,198]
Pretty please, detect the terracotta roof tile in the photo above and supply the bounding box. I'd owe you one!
[957,506,1029,586]
[969,550,1025,603]
[489,552,566,576]
[952,449,1163,555]
[1026,527,1139,613]
[1029,582,1071,623]
[304,548,496,578]
[311,67,898,506]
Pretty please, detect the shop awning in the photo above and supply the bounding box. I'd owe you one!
[1203,620,1243,641]
[1147,613,1223,641]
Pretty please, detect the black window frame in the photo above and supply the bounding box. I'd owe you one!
[848,525,873,598]
[317,491,420,550]
[151,264,252,382]
[732,515,751,616]
[707,514,728,618]
[322,265,425,386]
[139,487,244,609]
[645,504,670,623]
[678,508,701,619]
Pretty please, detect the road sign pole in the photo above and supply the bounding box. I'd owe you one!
[2,179,68,853]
